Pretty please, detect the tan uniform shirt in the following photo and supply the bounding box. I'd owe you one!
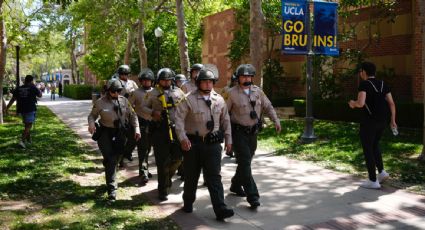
[88,95,140,134]
[227,85,279,127]
[119,79,139,98]
[142,86,186,123]
[128,87,153,120]
[181,81,197,94]
[175,90,232,144]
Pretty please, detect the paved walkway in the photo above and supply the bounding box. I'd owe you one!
[39,94,425,230]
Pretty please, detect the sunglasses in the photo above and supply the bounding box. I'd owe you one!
[110,89,122,93]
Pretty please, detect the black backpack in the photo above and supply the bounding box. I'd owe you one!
[364,80,390,122]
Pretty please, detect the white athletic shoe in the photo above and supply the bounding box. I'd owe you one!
[378,170,390,183]
[360,179,381,189]
[18,140,26,149]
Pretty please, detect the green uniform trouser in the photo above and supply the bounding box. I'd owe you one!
[97,127,122,196]
[136,118,152,178]
[183,141,227,215]
[231,128,260,203]
[151,125,182,196]
[123,117,151,178]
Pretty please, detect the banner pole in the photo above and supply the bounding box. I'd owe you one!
[301,0,317,143]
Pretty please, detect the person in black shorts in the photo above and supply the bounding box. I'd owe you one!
[349,61,397,189]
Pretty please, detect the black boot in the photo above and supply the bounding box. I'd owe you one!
[216,207,234,221]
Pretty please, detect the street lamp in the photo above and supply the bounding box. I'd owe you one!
[154,27,163,71]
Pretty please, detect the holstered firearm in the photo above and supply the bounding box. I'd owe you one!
[157,87,174,142]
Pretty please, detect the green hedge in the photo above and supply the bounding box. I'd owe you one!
[63,85,100,100]
[294,99,423,128]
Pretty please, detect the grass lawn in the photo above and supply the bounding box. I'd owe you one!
[258,118,425,194]
[0,106,179,230]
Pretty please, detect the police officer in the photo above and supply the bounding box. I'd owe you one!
[117,65,139,98]
[220,72,238,157]
[226,64,281,208]
[220,71,238,101]
[181,63,203,94]
[128,68,155,185]
[142,68,186,201]
[174,72,188,179]
[175,68,234,221]
[88,79,141,201]
[116,65,139,165]
[174,74,187,88]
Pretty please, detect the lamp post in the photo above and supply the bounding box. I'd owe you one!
[16,45,20,87]
[154,27,163,71]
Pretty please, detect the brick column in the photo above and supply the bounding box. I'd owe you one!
[413,0,424,102]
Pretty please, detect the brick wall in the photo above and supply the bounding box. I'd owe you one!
[202,9,236,89]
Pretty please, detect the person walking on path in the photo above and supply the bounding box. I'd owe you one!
[50,82,56,101]
[128,68,155,185]
[175,67,234,221]
[58,82,63,98]
[6,75,42,148]
[349,61,397,189]
[181,63,203,94]
[220,71,238,158]
[88,79,141,202]
[116,64,139,166]
[226,64,281,209]
[142,68,185,201]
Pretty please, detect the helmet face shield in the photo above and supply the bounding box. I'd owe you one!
[196,68,216,87]
[117,65,131,75]
[107,79,123,91]
[157,68,175,81]
[236,64,256,77]
[139,68,155,81]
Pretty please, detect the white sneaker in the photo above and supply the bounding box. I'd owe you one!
[360,179,381,189]
[378,170,389,183]
[18,140,26,149]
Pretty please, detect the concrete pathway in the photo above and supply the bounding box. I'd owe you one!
[39,94,425,230]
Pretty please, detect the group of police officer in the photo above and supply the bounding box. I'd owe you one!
[87,63,281,221]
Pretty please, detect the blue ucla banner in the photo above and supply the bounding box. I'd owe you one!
[313,1,339,56]
[282,0,339,56]
[281,0,309,55]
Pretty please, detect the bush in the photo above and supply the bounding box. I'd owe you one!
[272,97,301,107]
[293,99,423,128]
[64,85,100,100]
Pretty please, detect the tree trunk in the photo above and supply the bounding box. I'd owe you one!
[0,0,7,124]
[418,0,425,161]
[137,19,148,69]
[176,0,190,77]
[124,28,134,65]
[70,30,78,84]
[249,0,264,87]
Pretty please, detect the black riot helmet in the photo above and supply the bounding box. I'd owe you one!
[117,65,131,75]
[157,68,175,81]
[235,64,256,77]
[196,68,216,85]
[138,68,155,81]
[106,79,123,91]
[190,63,204,78]
[175,74,187,82]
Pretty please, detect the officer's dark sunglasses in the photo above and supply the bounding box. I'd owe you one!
[110,89,122,93]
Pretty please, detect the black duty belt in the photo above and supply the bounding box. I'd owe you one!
[187,134,207,143]
[187,131,224,144]
[232,123,258,135]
